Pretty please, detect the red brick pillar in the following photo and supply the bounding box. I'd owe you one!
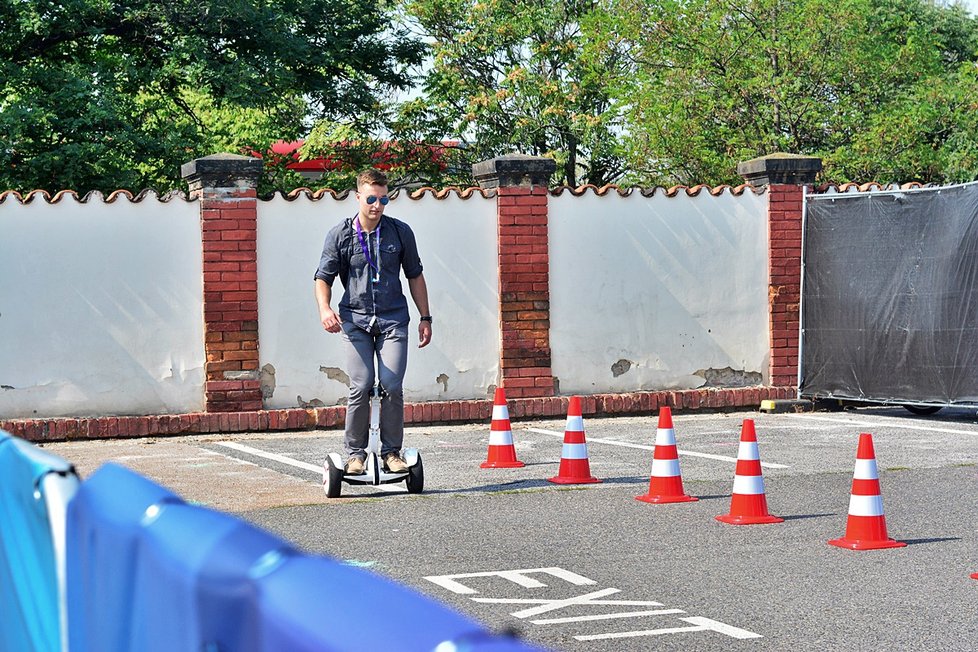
[182,154,264,412]
[473,154,557,398]
[738,154,822,387]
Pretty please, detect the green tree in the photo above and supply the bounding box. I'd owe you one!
[601,0,978,185]
[0,0,424,194]
[828,62,978,184]
[392,0,630,187]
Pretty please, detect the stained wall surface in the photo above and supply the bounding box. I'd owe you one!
[0,195,205,418]
[548,190,770,394]
[255,191,500,408]
[0,186,771,418]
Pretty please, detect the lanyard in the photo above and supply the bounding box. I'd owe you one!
[355,218,380,282]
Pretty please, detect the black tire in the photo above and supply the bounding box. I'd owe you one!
[370,454,381,485]
[903,404,942,416]
[324,458,343,498]
[406,454,424,494]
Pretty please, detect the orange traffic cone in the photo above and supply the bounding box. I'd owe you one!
[716,419,783,525]
[971,573,978,580]
[636,407,698,504]
[548,396,601,484]
[829,433,906,550]
[480,387,525,468]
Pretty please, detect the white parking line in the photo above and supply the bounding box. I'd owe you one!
[575,616,762,641]
[788,414,978,437]
[214,441,322,473]
[532,609,686,625]
[526,429,790,469]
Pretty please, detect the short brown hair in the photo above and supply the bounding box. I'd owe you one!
[356,169,388,188]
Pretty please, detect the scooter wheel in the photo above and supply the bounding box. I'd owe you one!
[406,454,424,494]
[324,457,343,498]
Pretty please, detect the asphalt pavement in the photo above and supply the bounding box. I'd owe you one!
[43,405,978,651]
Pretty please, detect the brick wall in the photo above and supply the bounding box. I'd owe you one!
[767,184,803,387]
[0,386,797,440]
[497,186,554,398]
[201,189,262,411]
[0,152,811,442]
[183,154,264,412]
[736,153,821,388]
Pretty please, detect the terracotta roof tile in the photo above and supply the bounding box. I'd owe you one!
[408,186,495,199]
[264,187,498,202]
[811,181,952,194]
[0,189,189,204]
[550,183,764,197]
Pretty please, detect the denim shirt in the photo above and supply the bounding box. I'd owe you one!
[314,214,423,333]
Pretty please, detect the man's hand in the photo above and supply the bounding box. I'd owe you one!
[408,273,432,348]
[320,307,341,333]
[315,279,341,333]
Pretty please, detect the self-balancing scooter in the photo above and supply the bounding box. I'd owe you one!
[322,385,423,497]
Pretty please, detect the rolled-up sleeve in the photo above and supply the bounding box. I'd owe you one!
[399,223,424,279]
[314,224,343,285]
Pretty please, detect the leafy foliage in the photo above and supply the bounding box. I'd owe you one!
[298,120,471,191]
[4,0,977,192]
[0,0,424,193]
[386,0,630,187]
[600,0,978,185]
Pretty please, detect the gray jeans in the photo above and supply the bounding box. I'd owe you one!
[341,321,409,458]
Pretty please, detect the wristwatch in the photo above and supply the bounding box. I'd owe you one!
[420,315,433,323]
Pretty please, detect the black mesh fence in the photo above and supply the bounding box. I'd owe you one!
[800,183,978,405]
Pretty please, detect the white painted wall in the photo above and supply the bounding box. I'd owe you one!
[549,190,770,394]
[256,191,499,407]
[0,187,773,419]
[0,195,205,417]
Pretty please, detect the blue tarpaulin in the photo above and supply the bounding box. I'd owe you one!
[0,431,77,652]
[66,462,544,652]
[252,553,519,652]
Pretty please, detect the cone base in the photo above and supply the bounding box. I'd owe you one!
[828,536,907,550]
[716,514,784,525]
[635,493,698,504]
[480,460,525,468]
[548,475,601,484]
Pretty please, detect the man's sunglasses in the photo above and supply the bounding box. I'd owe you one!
[365,195,390,205]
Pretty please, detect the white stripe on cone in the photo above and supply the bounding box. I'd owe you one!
[565,415,584,431]
[488,431,514,445]
[848,494,885,517]
[492,405,510,421]
[651,458,681,477]
[560,443,589,459]
[732,474,766,495]
[654,428,677,446]
[853,458,879,480]
[737,441,760,461]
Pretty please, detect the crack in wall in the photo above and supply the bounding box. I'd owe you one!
[693,366,762,388]
[611,359,633,377]
[260,364,276,399]
[319,366,351,387]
